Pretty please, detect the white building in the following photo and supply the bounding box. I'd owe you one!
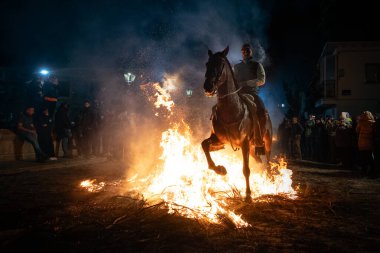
[315,41,380,118]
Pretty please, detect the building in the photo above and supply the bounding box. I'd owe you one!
[315,41,380,118]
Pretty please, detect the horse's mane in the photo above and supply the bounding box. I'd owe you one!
[215,52,239,90]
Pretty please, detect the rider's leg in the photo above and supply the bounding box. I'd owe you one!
[249,94,264,147]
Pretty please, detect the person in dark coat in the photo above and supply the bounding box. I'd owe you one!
[303,114,315,160]
[289,116,304,160]
[335,118,354,169]
[36,108,56,160]
[77,100,98,157]
[278,118,291,156]
[55,103,73,158]
[325,116,338,163]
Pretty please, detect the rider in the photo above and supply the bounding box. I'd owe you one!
[234,43,266,147]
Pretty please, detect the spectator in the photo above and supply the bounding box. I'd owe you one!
[356,111,376,178]
[92,100,102,156]
[100,108,117,158]
[36,108,56,160]
[335,116,354,169]
[42,75,59,118]
[289,116,304,160]
[17,106,47,162]
[277,118,291,156]
[325,116,338,163]
[313,118,326,162]
[77,100,98,157]
[304,114,315,160]
[55,103,73,158]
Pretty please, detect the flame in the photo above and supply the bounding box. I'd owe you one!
[129,122,296,228]
[80,179,105,192]
[128,73,297,228]
[140,74,178,115]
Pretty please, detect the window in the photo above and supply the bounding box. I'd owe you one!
[365,63,380,83]
[325,56,335,80]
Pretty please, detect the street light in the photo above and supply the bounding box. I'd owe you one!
[39,69,50,76]
[186,89,193,97]
[124,72,136,85]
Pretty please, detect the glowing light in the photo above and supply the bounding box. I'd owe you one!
[124,72,136,84]
[39,69,49,75]
[186,89,193,97]
[281,103,285,108]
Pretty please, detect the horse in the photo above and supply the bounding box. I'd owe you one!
[201,46,272,199]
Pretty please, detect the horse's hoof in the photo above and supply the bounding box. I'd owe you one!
[210,165,227,176]
[244,195,252,203]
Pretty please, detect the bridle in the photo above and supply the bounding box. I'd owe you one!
[206,56,226,96]
[207,56,241,98]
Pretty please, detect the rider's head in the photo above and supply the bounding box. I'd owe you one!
[241,43,253,60]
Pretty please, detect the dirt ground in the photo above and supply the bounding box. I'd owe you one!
[0,159,379,252]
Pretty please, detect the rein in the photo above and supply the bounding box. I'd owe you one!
[218,87,242,99]
[209,55,246,152]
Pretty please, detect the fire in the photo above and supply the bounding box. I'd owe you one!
[128,122,296,228]
[140,76,176,115]
[127,75,297,228]
[80,179,105,192]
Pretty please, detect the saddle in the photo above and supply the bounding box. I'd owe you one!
[210,94,266,153]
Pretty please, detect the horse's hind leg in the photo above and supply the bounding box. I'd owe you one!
[201,134,227,175]
[242,139,252,201]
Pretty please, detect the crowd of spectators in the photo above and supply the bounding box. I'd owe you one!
[277,111,380,178]
[15,76,124,162]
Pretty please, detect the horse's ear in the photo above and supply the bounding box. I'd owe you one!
[222,46,229,56]
[208,49,213,57]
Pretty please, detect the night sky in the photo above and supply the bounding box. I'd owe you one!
[1,0,379,85]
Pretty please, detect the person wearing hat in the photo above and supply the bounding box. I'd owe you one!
[234,43,266,147]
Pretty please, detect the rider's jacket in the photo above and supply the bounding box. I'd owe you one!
[234,58,265,95]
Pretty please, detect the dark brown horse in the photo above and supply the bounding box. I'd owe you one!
[202,47,272,199]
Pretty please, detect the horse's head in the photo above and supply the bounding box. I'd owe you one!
[204,46,229,97]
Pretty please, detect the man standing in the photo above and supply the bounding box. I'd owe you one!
[304,114,315,160]
[42,75,59,118]
[55,103,73,158]
[17,106,47,162]
[36,108,56,160]
[234,43,266,147]
[77,100,97,157]
[289,116,304,160]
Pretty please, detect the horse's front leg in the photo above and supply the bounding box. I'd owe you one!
[201,134,227,175]
[242,138,251,201]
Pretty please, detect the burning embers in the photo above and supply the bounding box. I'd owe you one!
[124,75,297,228]
[80,179,106,193]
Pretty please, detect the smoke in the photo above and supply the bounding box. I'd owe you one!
[58,0,284,176]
